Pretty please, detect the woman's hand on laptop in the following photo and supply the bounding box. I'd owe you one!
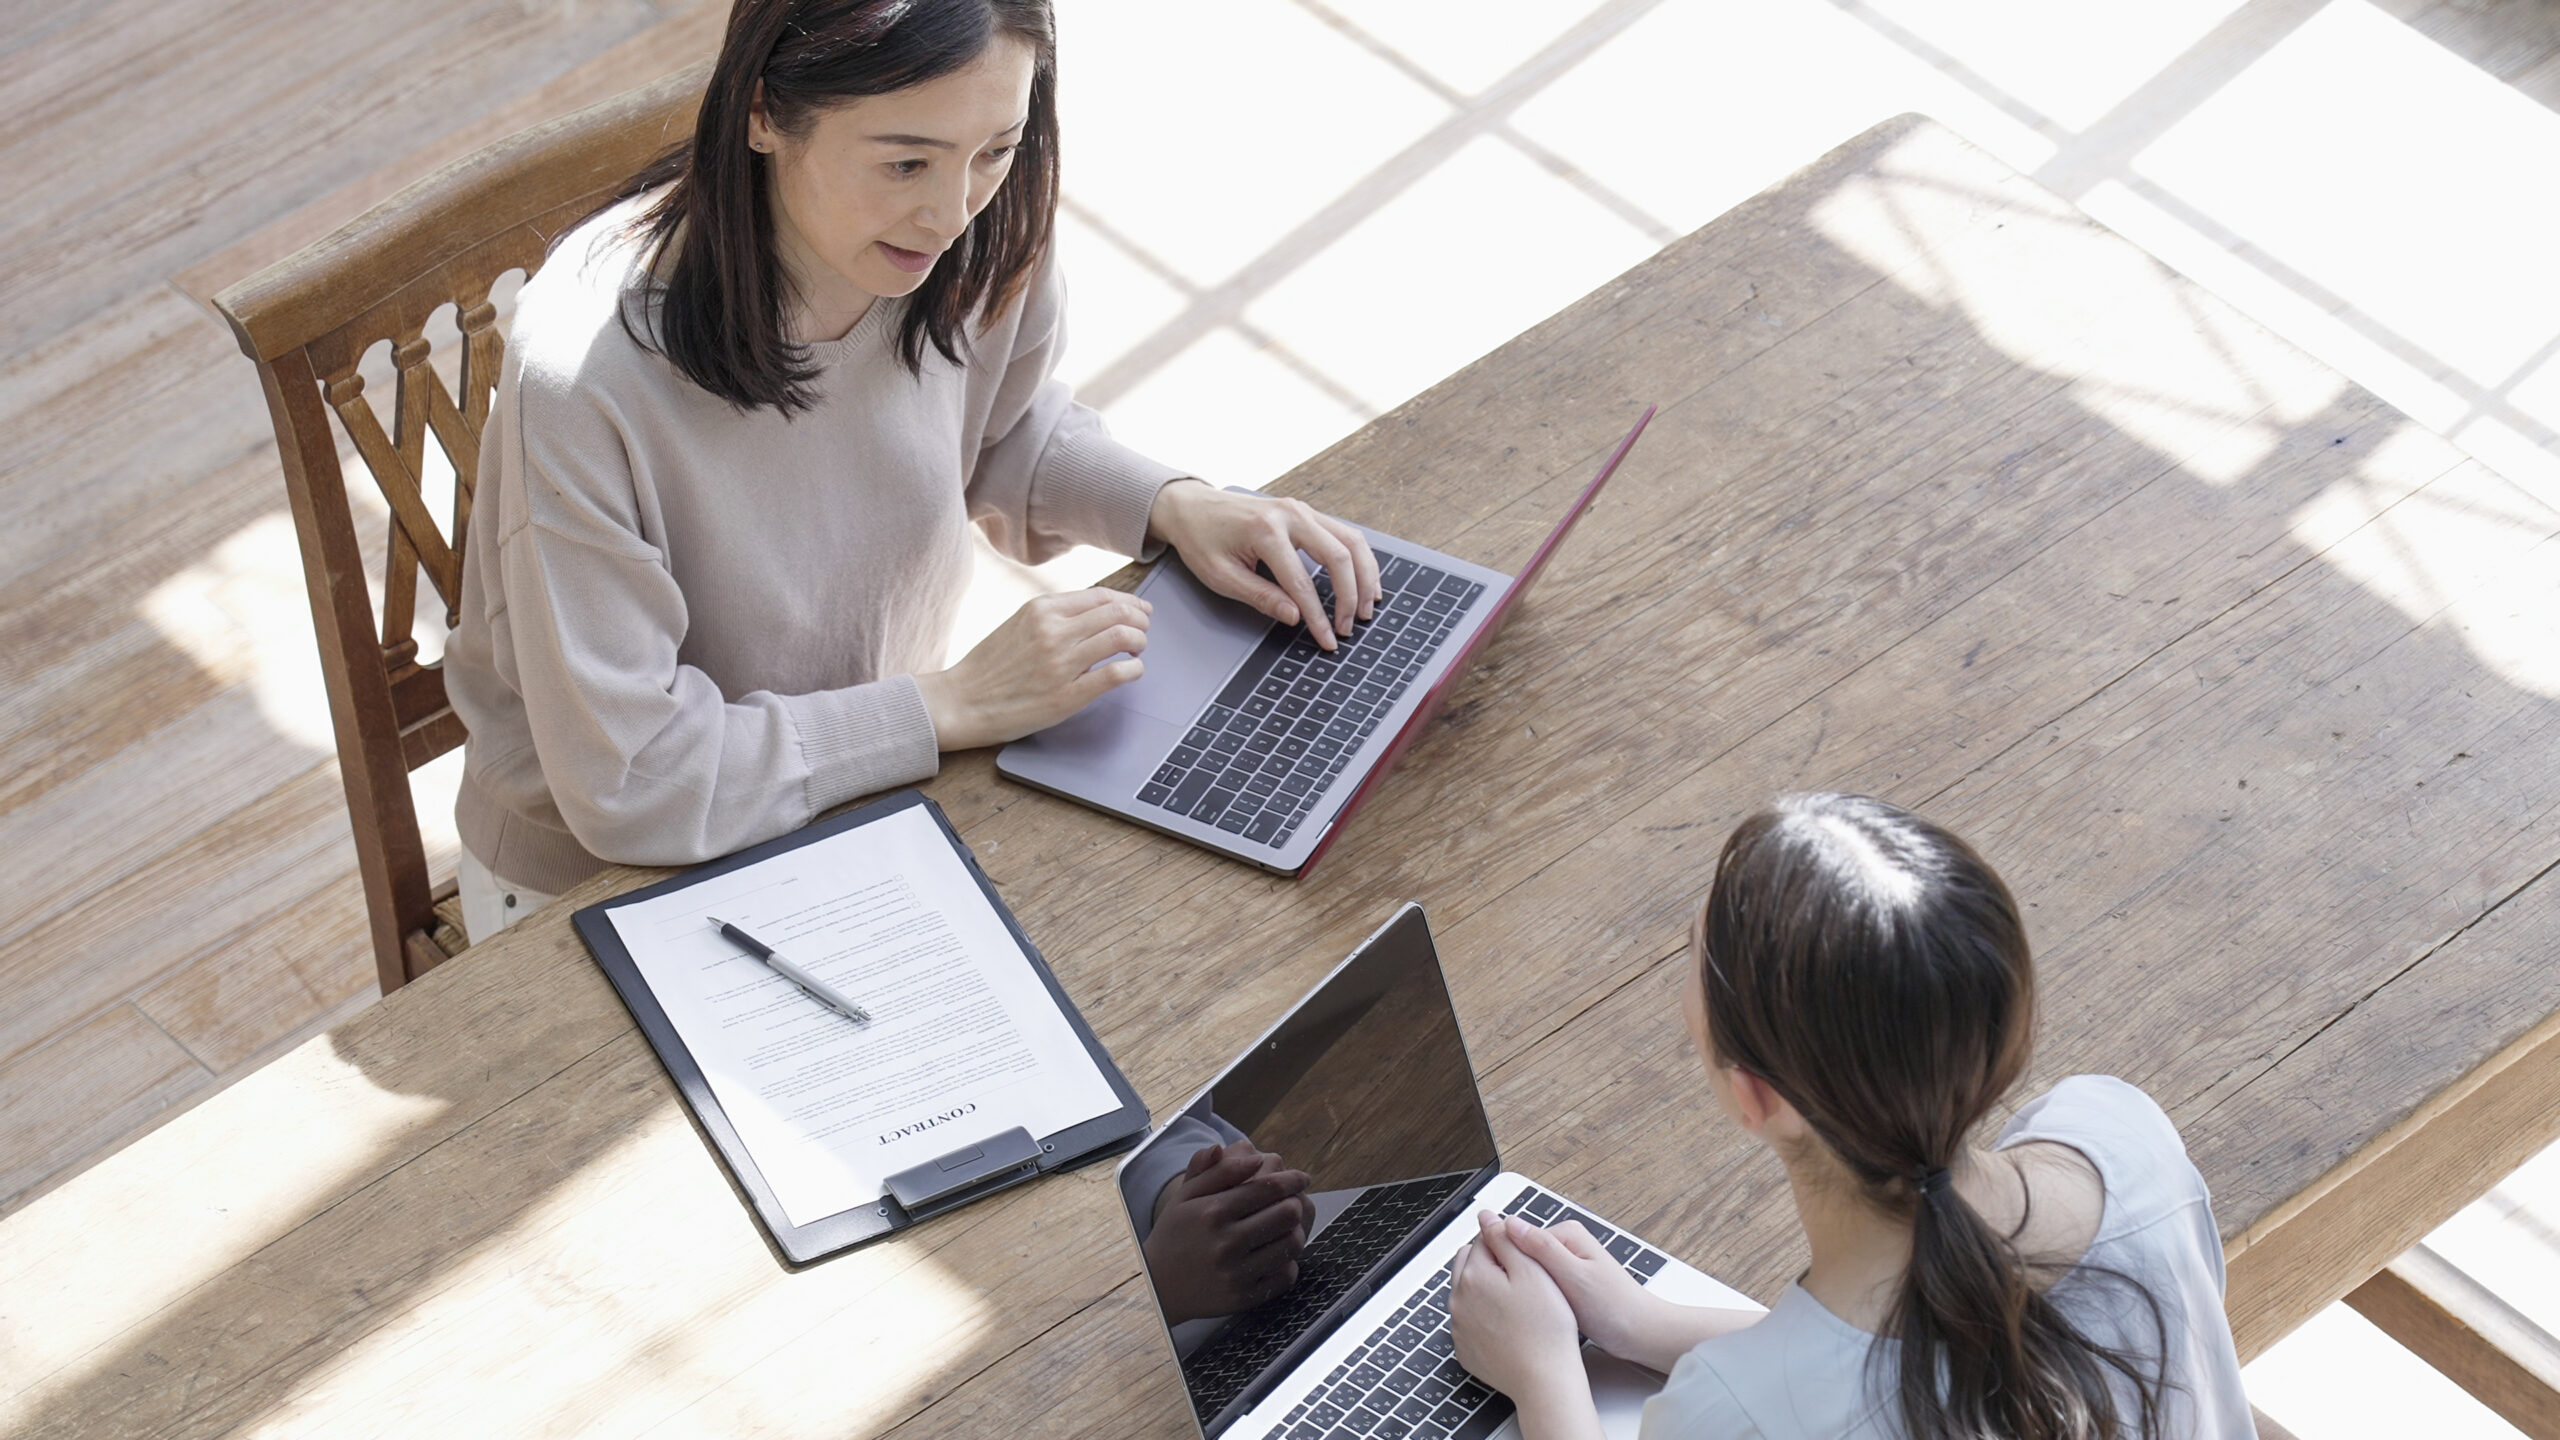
[1146,480,1381,652]
[1450,1211,1604,1440]
[1143,1141,1315,1324]
[1501,1217,1763,1375]
[916,588,1152,751]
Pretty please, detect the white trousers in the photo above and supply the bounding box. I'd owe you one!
[459,850,561,946]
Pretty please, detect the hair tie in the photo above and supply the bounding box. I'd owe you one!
[1917,1166,1953,1197]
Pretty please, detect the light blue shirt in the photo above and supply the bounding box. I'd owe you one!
[1641,1076,2252,1439]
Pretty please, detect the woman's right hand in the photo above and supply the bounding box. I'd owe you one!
[915,588,1152,752]
[1501,1218,1659,1362]
[1497,1218,1758,1374]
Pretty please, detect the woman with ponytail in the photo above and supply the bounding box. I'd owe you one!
[1449,793,2253,1438]
[446,0,1383,939]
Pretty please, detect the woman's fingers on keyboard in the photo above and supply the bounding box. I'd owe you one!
[1313,512,1381,622]
[1233,563,1304,627]
[1540,1218,1609,1260]
[1289,515,1363,638]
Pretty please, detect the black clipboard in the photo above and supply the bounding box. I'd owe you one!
[570,789,1149,1267]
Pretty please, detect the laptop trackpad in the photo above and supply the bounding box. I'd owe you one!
[1487,1348,1661,1440]
[1112,555,1273,725]
[1588,1347,1665,1438]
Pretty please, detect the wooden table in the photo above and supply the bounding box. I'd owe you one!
[8,116,2559,1439]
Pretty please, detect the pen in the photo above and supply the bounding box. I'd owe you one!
[704,916,872,1024]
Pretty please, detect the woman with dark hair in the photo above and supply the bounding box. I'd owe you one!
[446,0,1382,937]
[1448,794,2253,1439]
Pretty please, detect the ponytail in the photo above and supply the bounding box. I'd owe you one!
[1894,1160,2166,1440]
[1701,794,2171,1440]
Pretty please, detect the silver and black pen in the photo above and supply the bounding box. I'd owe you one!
[704,916,872,1024]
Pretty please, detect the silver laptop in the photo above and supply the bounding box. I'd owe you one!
[1116,904,1759,1440]
[997,409,1655,876]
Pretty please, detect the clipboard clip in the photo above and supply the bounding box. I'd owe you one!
[884,1126,1044,1220]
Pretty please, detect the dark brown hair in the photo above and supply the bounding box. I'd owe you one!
[1700,793,2168,1440]
[617,0,1061,412]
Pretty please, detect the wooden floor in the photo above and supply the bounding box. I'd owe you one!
[0,0,729,1216]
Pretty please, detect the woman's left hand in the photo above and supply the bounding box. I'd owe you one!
[1450,1211,1604,1440]
[1146,480,1382,652]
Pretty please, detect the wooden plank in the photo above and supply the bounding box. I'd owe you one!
[0,762,353,1067]
[132,869,372,1074]
[0,689,339,957]
[12,982,381,1226]
[2220,868,2560,1357]
[872,1278,1193,1440]
[171,0,724,307]
[0,287,276,592]
[2346,1243,2560,1438]
[0,444,295,817]
[262,863,388,1012]
[0,1006,205,1214]
[0,0,670,364]
[2377,0,2560,87]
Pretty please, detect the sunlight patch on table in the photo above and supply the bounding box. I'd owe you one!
[0,1044,444,1421]
[227,1093,996,1439]
[637,1247,1006,1439]
[1811,130,2345,486]
[2293,460,2560,698]
[2074,176,2470,436]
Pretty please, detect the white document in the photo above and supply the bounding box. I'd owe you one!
[607,804,1122,1228]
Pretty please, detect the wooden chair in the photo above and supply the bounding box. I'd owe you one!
[211,67,704,994]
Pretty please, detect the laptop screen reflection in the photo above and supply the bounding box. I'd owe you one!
[1119,909,1499,1433]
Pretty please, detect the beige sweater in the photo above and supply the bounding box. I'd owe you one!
[446,203,1184,893]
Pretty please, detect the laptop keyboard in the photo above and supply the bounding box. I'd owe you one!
[1265,1181,1672,1440]
[1182,1172,1475,1420]
[1140,550,1485,850]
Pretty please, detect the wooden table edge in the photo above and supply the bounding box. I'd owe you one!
[2226,1001,2560,1358]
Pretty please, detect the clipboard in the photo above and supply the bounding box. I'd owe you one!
[571,789,1149,1266]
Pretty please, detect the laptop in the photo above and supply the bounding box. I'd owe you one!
[997,408,1656,876]
[1116,903,1759,1440]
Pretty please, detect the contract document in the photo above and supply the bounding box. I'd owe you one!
[605,803,1123,1228]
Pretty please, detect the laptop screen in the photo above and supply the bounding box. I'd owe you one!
[1119,906,1499,1436]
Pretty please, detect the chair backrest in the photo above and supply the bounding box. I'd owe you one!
[213,66,705,994]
